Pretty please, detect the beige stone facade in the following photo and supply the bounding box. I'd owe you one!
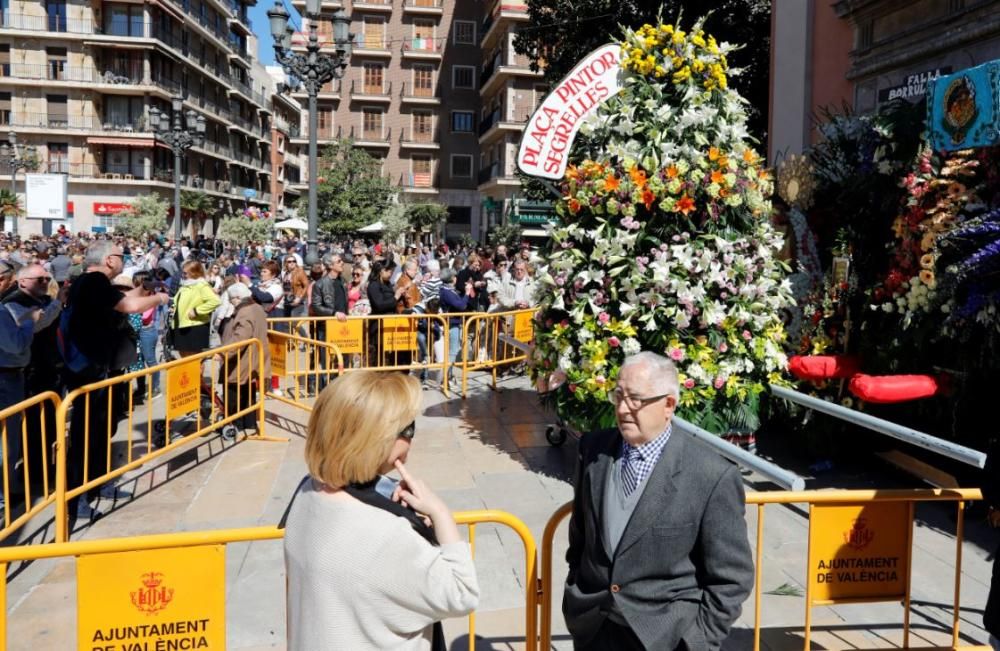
[289,0,543,240]
[0,0,294,236]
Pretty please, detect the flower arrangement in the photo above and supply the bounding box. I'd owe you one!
[530,17,794,434]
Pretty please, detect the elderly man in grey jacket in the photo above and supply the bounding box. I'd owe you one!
[564,352,754,650]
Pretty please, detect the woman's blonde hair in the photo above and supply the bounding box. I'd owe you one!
[305,371,421,488]
[182,260,205,279]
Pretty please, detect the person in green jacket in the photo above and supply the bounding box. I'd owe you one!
[170,260,221,357]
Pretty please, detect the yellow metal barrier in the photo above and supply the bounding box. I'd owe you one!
[265,329,344,411]
[0,391,61,543]
[268,313,453,394]
[0,509,538,651]
[458,308,535,397]
[540,489,990,651]
[54,338,279,542]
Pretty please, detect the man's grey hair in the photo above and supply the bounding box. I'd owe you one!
[620,351,679,398]
[16,263,45,280]
[404,258,418,271]
[440,268,456,284]
[425,259,440,273]
[322,254,342,266]
[84,240,116,267]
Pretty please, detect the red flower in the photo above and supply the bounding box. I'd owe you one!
[676,195,695,215]
[642,189,656,210]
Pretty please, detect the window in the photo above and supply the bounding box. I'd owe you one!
[453,20,475,45]
[452,65,474,89]
[0,92,9,126]
[47,142,68,173]
[315,18,332,41]
[317,108,334,137]
[46,0,66,31]
[99,214,127,231]
[0,45,9,76]
[363,63,384,94]
[451,111,473,133]
[46,95,68,128]
[105,4,144,36]
[412,110,433,142]
[104,96,144,129]
[363,17,385,48]
[451,154,472,178]
[413,64,434,97]
[47,47,67,80]
[362,109,383,139]
[410,155,431,187]
[411,19,435,52]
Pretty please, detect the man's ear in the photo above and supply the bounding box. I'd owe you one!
[664,394,678,415]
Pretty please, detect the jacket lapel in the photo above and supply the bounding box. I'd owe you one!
[586,433,619,550]
[614,428,686,558]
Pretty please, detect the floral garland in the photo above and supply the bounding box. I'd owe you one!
[530,17,794,434]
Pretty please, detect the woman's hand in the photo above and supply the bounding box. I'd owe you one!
[188,309,197,319]
[392,460,461,545]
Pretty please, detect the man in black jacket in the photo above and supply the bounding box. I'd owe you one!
[309,254,348,392]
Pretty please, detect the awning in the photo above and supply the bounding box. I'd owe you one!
[87,137,155,147]
[520,228,550,238]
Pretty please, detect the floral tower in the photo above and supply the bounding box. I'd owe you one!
[529,18,794,434]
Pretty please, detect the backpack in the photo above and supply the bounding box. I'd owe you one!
[55,302,94,375]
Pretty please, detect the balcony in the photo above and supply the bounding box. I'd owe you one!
[402,0,443,15]
[399,82,440,105]
[293,79,341,99]
[478,104,532,143]
[352,33,392,57]
[0,13,98,34]
[477,161,519,188]
[350,79,392,102]
[480,52,540,96]
[353,0,392,12]
[0,63,145,85]
[480,0,529,50]
[292,124,340,142]
[43,162,152,181]
[399,128,439,149]
[400,37,443,60]
[350,125,391,147]
[399,171,437,192]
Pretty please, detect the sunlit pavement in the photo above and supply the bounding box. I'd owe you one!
[2,371,997,650]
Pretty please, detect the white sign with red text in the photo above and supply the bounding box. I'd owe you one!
[517,44,622,180]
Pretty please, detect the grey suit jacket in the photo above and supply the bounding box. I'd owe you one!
[563,427,754,650]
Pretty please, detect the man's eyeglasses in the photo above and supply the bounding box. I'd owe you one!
[23,276,51,283]
[608,389,671,409]
[398,421,415,441]
[108,253,124,259]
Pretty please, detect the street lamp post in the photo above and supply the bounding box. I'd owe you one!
[0,132,37,238]
[267,0,351,265]
[148,97,206,243]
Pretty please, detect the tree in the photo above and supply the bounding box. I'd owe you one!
[118,193,169,240]
[513,0,772,142]
[217,214,275,245]
[404,202,449,238]
[488,222,523,250]
[180,190,216,239]
[381,202,410,244]
[0,189,22,219]
[296,139,397,235]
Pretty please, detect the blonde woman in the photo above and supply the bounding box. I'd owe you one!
[284,371,478,651]
[169,260,221,357]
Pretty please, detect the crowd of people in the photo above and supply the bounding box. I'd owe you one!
[0,230,541,523]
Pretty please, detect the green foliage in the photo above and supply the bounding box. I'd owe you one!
[0,189,22,217]
[119,194,169,239]
[381,203,410,243]
[404,202,449,232]
[488,222,524,250]
[217,215,275,244]
[180,190,216,215]
[512,0,772,140]
[297,139,397,235]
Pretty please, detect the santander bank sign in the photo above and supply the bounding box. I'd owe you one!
[516,44,622,180]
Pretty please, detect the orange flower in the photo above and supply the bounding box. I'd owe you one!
[566,165,580,181]
[629,166,647,188]
[743,149,756,163]
[603,174,621,192]
[666,164,680,179]
[676,195,695,215]
[708,147,721,162]
[642,188,656,210]
[718,187,730,198]
[710,170,726,185]
[568,198,581,214]
[717,155,730,168]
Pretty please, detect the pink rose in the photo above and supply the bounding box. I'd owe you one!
[669,347,685,361]
[608,336,621,348]
[568,384,578,393]
[598,312,611,325]
[683,378,695,390]
[595,375,606,385]
[714,377,725,389]
[742,330,752,340]
[718,342,728,353]
[561,319,570,327]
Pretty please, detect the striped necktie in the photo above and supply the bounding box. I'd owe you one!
[621,447,640,497]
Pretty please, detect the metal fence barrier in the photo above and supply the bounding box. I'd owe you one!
[53,338,280,542]
[0,391,61,543]
[264,329,344,411]
[457,309,535,397]
[540,489,989,651]
[0,509,538,651]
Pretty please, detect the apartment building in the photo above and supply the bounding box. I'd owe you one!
[267,65,306,217]
[288,0,543,240]
[0,0,281,236]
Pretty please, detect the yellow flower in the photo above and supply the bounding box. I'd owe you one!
[672,30,685,45]
[672,66,691,83]
[692,60,705,73]
[660,24,673,34]
[692,34,706,48]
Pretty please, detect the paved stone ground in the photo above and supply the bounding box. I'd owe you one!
[2,371,997,650]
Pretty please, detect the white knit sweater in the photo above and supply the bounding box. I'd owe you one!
[284,480,480,650]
